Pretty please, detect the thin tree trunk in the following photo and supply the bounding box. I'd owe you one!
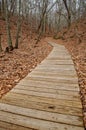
[5,0,13,51]
[9,0,16,16]
[63,0,71,27]
[15,0,21,49]
[0,1,1,13]
[2,0,5,13]
[37,0,48,33]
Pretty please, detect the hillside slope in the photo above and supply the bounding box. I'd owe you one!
[62,17,86,127]
[47,16,86,127]
[0,16,52,98]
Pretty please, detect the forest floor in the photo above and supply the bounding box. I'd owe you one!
[0,16,86,127]
[0,16,52,97]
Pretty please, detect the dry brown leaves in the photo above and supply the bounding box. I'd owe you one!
[0,16,52,98]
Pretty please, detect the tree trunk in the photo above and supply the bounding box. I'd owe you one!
[5,0,13,51]
[37,0,48,34]
[63,0,71,27]
[15,0,21,49]
[2,0,5,13]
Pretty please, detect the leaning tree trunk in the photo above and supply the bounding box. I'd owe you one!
[5,0,13,51]
[15,0,21,49]
[37,0,48,33]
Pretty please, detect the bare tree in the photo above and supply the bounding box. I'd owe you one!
[63,0,71,27]
[15,0,21,49]
[37,0,48,33]
[1,0,5,14]
[0,0,85,51]
[5,0,13,51]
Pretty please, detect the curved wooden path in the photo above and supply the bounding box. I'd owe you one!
[0,42,84,130]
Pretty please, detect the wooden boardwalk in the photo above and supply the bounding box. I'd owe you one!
[0,42,84,130]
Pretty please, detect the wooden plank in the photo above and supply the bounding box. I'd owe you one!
[1,93,82,108]
[41,59,73,65]
[10,89,80,101]
[27,74,78,81]
[0,121,32,130]
[48,50,69,53]
[19,79,79,91]
[46,57,72,60]
[51,52,69,55]
[0,100,82,116]
[25,77,78,84]
[0,111,84,130]
[35,66,75,71]
[33,69,77,75]
[47,49,69,53]
[47,51,70,55]
[44,59,73,61]
[36,65,75,70]
[29,71,76,77]
[15,85,79,96]
[0,103,83,126]
[46,56,71,59]
[47,52,69,55]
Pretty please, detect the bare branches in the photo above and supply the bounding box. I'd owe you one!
[47,0,58,14]
[0,0,85,50]
[63,0,71,27]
